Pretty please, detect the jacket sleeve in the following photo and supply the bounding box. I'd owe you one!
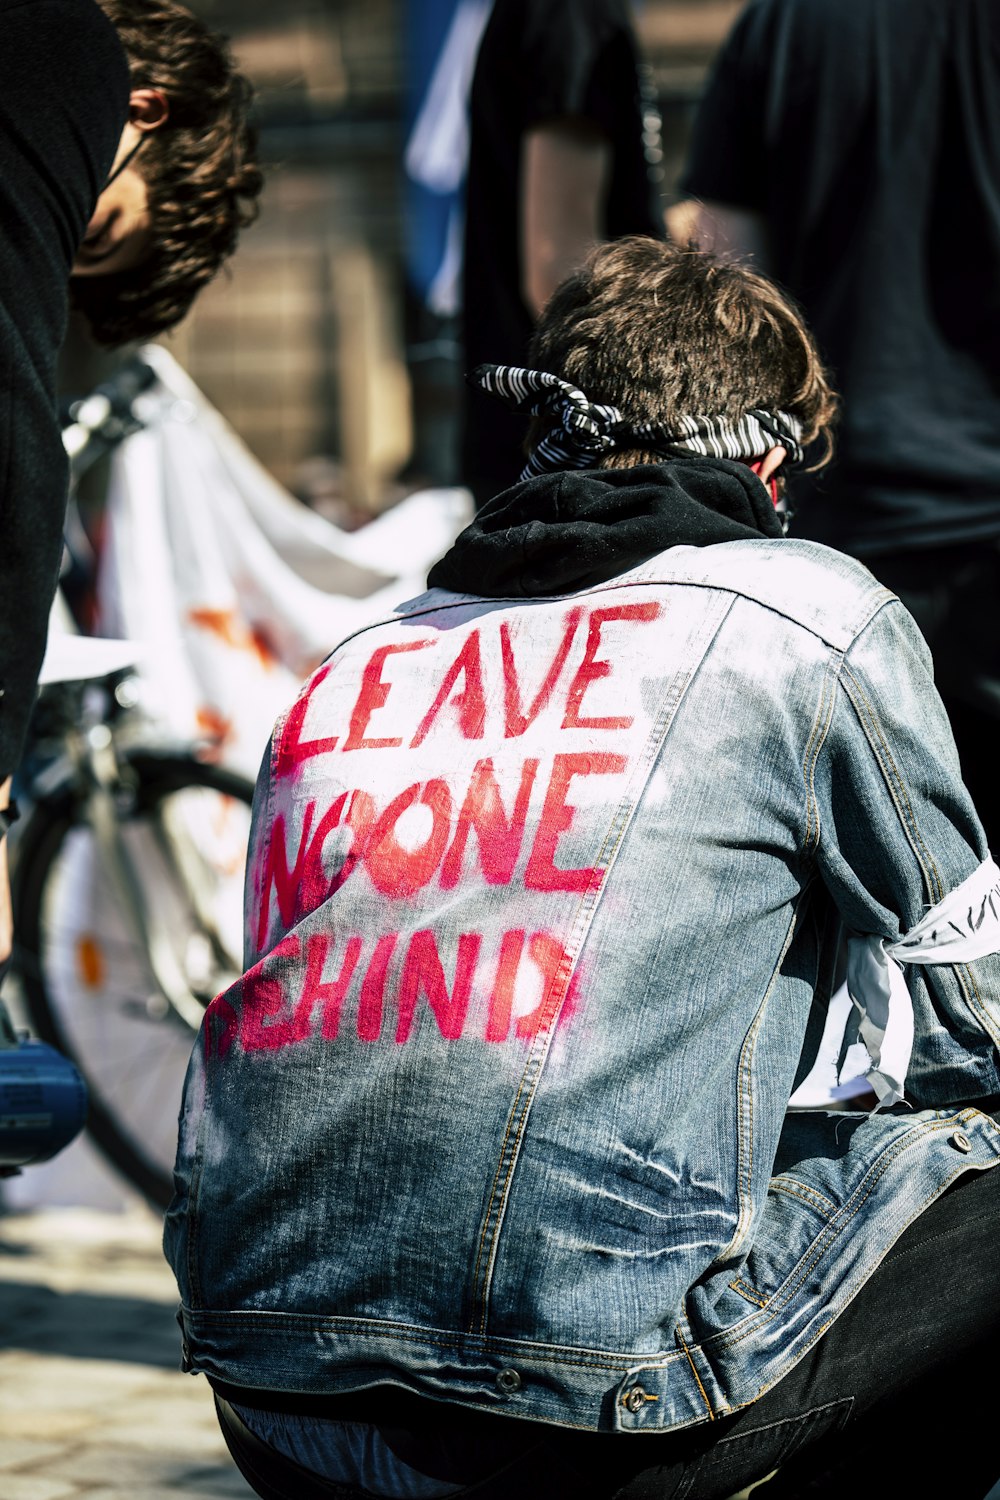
[812,596,1000,1107]
[0,0,128,779]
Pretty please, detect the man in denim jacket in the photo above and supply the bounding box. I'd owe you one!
[167,240,1000,1500]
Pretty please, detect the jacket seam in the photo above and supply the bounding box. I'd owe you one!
[953,961,1000,1052]
[181,1308,688,1372]
[712,1147,998,1379]
[801,650,840,852]
[468,787,642,1332]
[720,1124,955,1335]
[467,786,636,1331]
[674,1322,715,1421]
[768,1178,837,1218]
[728,902,803,1261]
[406,558,890,653]
[839,660,944,903]
[706,1119,999,1346]
[723,1319,836,1413]
[728,1278,768,1308]
[469,594,738,1335]
[469,746,674,1330]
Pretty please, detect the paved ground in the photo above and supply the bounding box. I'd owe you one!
[0,1206,254,1500]
[0,1206,772,1500]
[5,1202,1000,1500]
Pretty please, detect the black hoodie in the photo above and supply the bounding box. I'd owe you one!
[429,456,784,598]
[0,0,129,779]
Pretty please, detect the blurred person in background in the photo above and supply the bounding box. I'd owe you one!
[461,0,665,507]
[168,240,1000,1500]
[678,0,1000,850]
[0,0,261,990]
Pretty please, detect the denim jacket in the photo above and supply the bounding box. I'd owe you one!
[165,537,1000,1434]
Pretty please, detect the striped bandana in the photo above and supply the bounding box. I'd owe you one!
[471,363,805,480]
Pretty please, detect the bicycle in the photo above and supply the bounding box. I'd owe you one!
[9,360,255,1208]
[5,350,467,1205]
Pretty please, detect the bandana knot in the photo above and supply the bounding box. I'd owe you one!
[470,363,805,480]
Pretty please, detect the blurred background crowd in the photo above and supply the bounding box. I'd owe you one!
[16,0,1000,1215]
[4,8,1000,1497]
[9,0,749,1218]
[62,0,739,523]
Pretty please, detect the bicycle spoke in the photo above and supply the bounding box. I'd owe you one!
[16,765,253,1203]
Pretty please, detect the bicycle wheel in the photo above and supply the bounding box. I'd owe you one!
[14,753,254,1209]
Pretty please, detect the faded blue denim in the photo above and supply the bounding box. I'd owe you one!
[164,538,1000,1435]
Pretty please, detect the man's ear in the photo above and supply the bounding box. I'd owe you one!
[756,445,787,486]
[129,88,170,132]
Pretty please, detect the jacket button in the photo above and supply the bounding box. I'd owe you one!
[495,1367,521,1394]
[622,1386,650,1414]
[950,1130,972,1154]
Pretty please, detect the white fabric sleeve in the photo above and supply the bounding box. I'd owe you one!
[793,857,1000,1110]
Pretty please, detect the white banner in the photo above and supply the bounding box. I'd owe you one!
[95,345,472,777]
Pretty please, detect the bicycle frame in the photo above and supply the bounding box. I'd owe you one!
[21,680,229,1034]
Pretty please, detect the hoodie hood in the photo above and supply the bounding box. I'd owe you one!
[429,456,785,598]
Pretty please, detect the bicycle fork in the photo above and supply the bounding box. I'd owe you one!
[83,728,208,1034]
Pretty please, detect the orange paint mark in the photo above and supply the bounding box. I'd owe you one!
[209,794,247,878]
[189,607,278,672]
[189,607,244,648]
[196,706,234,755]
[77,935,105,990]
[249,622,279,671]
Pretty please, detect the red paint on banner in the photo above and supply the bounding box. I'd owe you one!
[440,757,539,888]
[562,602,660,730]
[501,607,582,738]
[524,752,627,892]
[188,607,279,672]
[343,641,434,751]
[411,630,486,745]
[195,705,234,755]
[395,929,482,1042]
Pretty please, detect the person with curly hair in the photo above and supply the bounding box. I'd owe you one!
[71,0,262,344]
[0,0,261,992]
[168,240,1000,1499]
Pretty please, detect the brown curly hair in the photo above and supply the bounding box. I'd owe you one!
[529,237,838,472]
[71,0,263,346]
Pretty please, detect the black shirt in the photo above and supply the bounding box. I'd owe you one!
[0,0,128,778]
[683,0,1000,557]
[462,0,664,507]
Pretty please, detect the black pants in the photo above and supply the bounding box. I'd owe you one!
[216,1158,1000,1500]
